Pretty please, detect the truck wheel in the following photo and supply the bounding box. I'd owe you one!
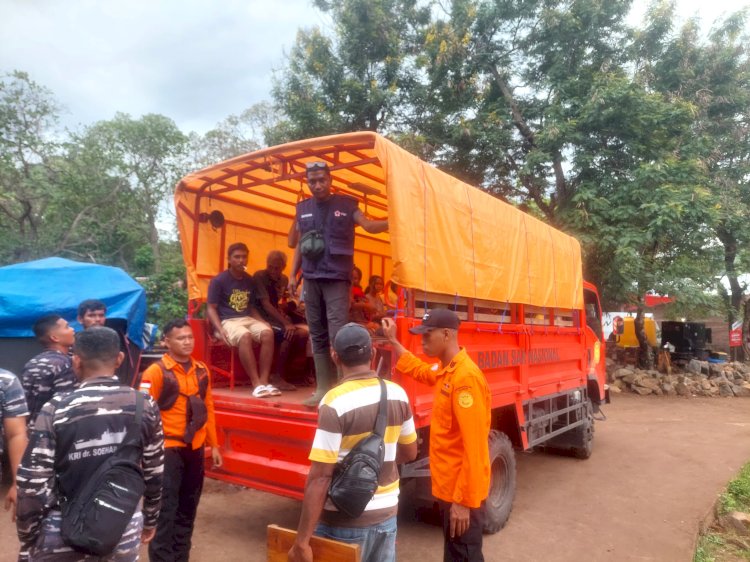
[571,400,594,459]
[482,430,516,534]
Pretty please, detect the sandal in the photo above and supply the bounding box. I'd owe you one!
[266,384,282,397]
[270,374,297,391]
[252,385,272,398]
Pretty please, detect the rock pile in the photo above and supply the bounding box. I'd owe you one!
[608,359,750,398]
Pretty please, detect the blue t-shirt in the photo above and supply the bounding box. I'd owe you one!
[207,269,259,320]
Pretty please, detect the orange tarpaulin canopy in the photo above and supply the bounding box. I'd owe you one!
[175,132,584,310]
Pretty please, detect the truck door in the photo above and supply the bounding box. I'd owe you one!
[583,285,607,403]
[584,288,603,341]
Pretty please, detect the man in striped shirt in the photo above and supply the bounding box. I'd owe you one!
[289,323,417,562]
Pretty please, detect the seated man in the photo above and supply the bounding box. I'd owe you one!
[21,315,77,429]
[253,251,310,391]
[207,242,279,398]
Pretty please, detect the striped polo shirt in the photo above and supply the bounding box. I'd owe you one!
[310,376,417,527]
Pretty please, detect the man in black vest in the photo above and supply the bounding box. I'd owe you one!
[289,162,388,406]
[140,319,222,562]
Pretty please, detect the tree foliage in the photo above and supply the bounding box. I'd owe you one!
[268,0,431,144]
[0,71,62,262]
[81,113,188,271]
[188,102,278,169]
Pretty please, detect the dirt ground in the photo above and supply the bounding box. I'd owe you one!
[1,393,749,562]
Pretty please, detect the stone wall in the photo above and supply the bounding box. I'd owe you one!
[608,358,750,398]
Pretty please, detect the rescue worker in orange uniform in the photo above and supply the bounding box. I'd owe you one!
[382,310,490,562]
[140,319,223,562]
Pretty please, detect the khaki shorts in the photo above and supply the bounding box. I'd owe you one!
[221,317,272,346]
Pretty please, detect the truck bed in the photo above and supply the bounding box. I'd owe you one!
[207,385,319,500]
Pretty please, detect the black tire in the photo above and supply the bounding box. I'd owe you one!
[482,430,516,534]
[571,400,594,459]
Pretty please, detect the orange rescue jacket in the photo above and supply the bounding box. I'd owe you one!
[395,348,491,508]
[140,354,218,450]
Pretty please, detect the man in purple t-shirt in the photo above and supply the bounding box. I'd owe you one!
[207,242,279,398]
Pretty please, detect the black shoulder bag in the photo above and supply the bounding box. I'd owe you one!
[328,378,387,518]
[299,199,330,261]
[61,391,146,556]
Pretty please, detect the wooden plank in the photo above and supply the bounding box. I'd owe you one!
[267,525,360,562]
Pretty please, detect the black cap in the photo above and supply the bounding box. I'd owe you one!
[408,308,461,334]
[333,323,373,365]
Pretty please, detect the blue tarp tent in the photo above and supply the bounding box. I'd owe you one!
[0,257,147,348]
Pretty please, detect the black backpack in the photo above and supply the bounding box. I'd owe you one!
[328,378,387,518]
[60,391,146,556]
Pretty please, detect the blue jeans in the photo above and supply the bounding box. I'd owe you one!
[315,516,397,562]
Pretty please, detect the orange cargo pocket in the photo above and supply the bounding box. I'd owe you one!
[433,395,453,431]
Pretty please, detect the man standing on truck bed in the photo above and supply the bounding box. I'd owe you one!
[140,318,222,562]
[382,311,491,562]
[207,242,280,398]
[289,162,388,407]
[288,323,417,562]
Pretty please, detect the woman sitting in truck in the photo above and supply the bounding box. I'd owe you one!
[364,275,390,322]
[349,267,379,334]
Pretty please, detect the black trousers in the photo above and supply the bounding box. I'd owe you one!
[303,278,350,354]
[149,446,205,562]
[438,500,485,562]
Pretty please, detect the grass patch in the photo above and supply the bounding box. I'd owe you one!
[719,462,750,516]
[695,461,750,562]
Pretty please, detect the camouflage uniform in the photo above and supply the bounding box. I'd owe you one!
[21,350,77,429]
[0,368,30,482]
[16,375,164,561]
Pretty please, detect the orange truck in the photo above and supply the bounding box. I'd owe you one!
[174,132,608,532]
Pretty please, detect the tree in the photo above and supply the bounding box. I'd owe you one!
[633,5,750,356]
[188,102,279,169]
[45,129,147,267]
[0,71,62,262]
[407,0,636,217]
[0,72,163,269]
[405,1,723,365]
[268,0,431,144]
[138,241,188,327]
[83,113,188,271]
